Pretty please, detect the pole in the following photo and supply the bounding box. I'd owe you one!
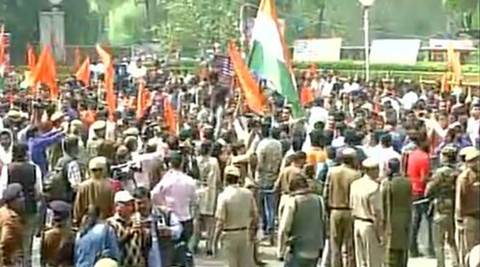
[363,7,370,82]
[239,4,247,54]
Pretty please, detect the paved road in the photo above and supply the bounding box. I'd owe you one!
[195,244,438,267]
[196,212,443,266]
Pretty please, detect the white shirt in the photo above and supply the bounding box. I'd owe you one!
[401,91,418,110]
[308,106,328,133]
[0,162,43,200]
[0,145,12,166]
[151,169,197,222]
[133,152,162,190]
[128,64,147,79]
[321,81,334,98]
[371,146,401,178]
[467,117,480,144]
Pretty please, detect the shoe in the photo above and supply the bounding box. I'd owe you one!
[206,250,213,257]
[255,260,267,266]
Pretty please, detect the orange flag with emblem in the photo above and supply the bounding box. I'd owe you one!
[30,45,58,98]
[96,44,116,120]
[75,57,90,86]
[227,41,266,115]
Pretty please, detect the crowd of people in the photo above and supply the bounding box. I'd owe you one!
[0,55,478,267]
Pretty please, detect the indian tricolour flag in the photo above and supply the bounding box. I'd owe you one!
[249,0,303,118]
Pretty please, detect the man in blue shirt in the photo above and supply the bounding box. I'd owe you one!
[26,126,64,176]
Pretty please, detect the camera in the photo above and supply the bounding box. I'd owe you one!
[110,161,141,181]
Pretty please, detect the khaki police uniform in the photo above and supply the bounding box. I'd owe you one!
[86,120,106,157]
[350,158,384,267]
[456,149,480,266]
[215,166,257,267]
[324,148,361,267]
[426,150,460,267]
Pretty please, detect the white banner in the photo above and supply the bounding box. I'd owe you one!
[293,38,342,62]
[370,39,421,65]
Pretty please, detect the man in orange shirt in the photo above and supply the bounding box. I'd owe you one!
[306,130,326,174]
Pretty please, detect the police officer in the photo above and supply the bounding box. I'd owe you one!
[350,158,384,267]
[213,165,257,267]
[87,120,107,157]
[381,158,412,267]
[324,148,361,267]
[41,200,75,267]
[425,145,460,267]
[456,148,480,266]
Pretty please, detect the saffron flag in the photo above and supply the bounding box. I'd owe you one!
[249,0,303,118]
[75,57,90,86]
[227,41,266,115]
[26,44,36,71]
[30,45,57,98]
[0,24,5,76]
[136,80,151,119]
[96,44,116,120]
[0,25,5,66]
[446,44,462,85]
[164,97,177,134]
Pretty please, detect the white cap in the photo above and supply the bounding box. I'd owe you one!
[114,190,134,203]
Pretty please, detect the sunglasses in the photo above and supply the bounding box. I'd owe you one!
[90,168,103,172]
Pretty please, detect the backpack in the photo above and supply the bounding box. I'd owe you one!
[44,158,75,202]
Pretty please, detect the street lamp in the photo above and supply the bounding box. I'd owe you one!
[358,0,375,82]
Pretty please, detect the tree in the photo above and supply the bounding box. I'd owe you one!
[443,0,479,30]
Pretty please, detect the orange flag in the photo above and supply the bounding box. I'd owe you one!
[30,45,57,98]
[227,41,266,115]
[446,44,462,85]
[96,44,116,121]
[26,44,36,71]
[136,80,152,119]
[75,57,90,86]
[0,25,5,66]
[164,97,177,134]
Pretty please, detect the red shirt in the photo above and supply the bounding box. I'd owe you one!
[407,149,430,197]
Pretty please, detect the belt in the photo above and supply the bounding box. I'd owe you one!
[223,227,248,232]
[354,216,374,223]
[330,207,351,210]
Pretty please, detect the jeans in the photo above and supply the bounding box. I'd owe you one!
[260,186,276,235]
[175,219,195,267]
[284,252,319,267]
[410,196,434,255]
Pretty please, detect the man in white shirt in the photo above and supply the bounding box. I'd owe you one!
[467,103,480,145]
[371,134,401,178]
[128,59,148,80]
[0,129,13,166]
[151,151,197,265]
[0,143,42,267]
[401,89,419,110]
